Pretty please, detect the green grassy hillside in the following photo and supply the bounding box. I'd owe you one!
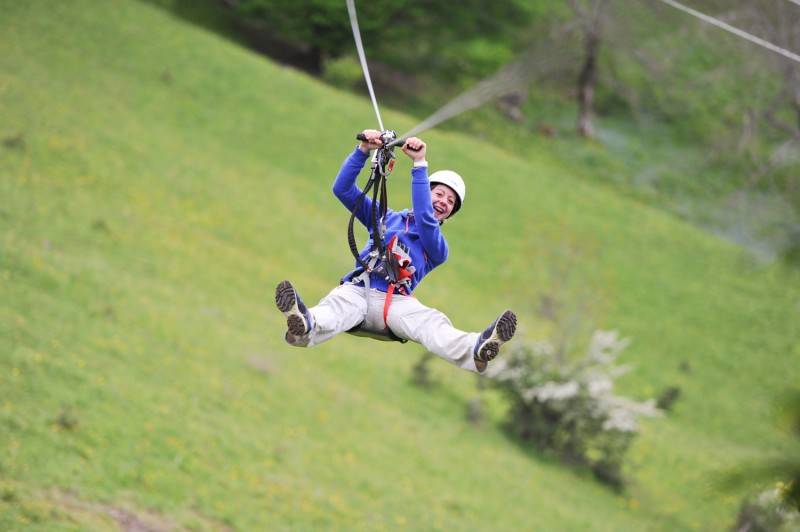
[2,0,799,530]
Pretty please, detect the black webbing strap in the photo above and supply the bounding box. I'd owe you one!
[344,146,408,343]
[347,169,377,273]
[347,150,391,277]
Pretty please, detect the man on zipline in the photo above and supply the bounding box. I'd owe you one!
[275,129,516,373]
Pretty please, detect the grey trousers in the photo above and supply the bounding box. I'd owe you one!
[284,283,484,374]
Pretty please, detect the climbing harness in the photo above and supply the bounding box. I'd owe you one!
[343,0,429,342]
[344,130,413,343]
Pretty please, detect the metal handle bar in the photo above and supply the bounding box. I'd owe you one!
[356,132,419,151]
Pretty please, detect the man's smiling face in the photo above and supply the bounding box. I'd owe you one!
[431,184,457,222]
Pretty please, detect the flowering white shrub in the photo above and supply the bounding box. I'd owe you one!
[487,330,661,488]
[734,483,800,531]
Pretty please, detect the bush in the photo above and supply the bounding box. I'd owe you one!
[733,485,800,532]
[487,330,660,489]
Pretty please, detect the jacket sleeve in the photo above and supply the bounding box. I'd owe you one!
[332,147,375,227]
[410,167,448,265]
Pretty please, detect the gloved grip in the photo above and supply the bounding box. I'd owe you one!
[356,133,419,151]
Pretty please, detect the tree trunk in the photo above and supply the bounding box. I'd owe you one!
[575,0,609,139]
[577,34,600,139]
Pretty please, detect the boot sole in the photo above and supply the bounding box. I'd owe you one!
[275,280,297,313]
[275,280,309,336]
[286,315,308,337]
[477,310,517,362]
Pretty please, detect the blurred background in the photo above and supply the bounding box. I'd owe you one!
[1,0,799,530]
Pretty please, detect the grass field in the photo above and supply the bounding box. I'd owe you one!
[1,0,799,529]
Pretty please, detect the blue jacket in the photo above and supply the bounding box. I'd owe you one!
[334,147,449,294]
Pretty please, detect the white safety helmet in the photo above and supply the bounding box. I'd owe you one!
[429,170,466,217]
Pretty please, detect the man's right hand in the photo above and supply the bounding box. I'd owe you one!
[358,129,383,153]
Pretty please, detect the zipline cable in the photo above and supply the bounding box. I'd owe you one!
[346,0,385,131]
[389,60,532,146]
[344,0,408,342]
[386,0,800,147]
[655,0,800,64]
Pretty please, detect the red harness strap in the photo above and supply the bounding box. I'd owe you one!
[382,283,408,330]
[383,287,394,329]
[376,215,418,340]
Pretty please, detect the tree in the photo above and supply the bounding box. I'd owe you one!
[704,0,800,262]
[567,0,611,139]
[229,0,532,79]
[231,0,359,73]
[735,2,800,184]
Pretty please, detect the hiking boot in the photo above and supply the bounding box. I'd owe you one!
[474,310,517,363]
[275,280,312,336]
